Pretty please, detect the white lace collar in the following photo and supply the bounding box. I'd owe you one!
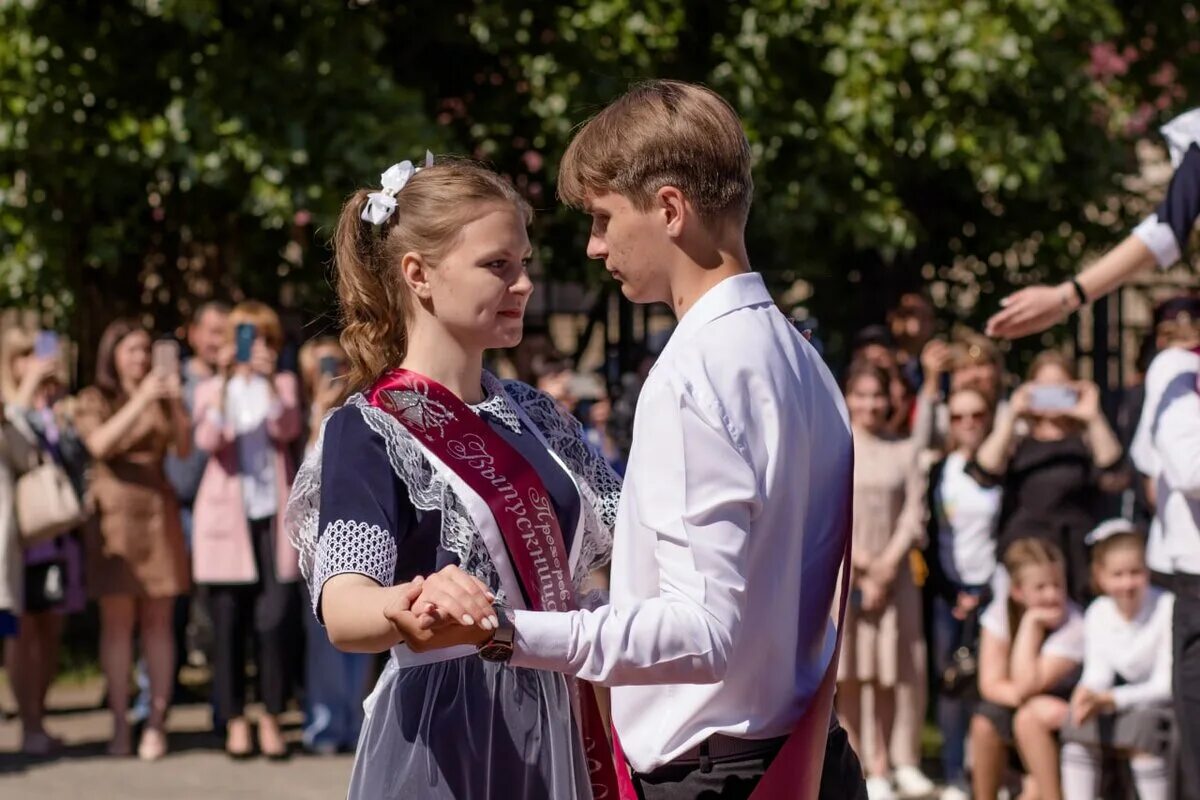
[473,372,521,434]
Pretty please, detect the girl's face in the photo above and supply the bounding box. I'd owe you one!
[114,330,151,386]
[1011,562,1067,621]
[948,389,992,452]
[1095,544,1149,619]
[846,375,890,433]
[418,203,534,353]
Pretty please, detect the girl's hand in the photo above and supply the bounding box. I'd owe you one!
[1009,384,1033,418]
[1067,381,1101,423]
[409,564,497,631]
[312,373,344,416]
[132,371,174,407]
[860,577,887,613]
[1023,605,1065,631]
[986,284,1072,339]
[866,557,897,589]
[952,591,981,621]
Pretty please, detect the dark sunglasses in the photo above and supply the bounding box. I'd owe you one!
[950,411,988,423]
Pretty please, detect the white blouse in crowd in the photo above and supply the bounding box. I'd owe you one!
[936,451,1001,586]
[223,373,280,521]
[510,272,854,773]
[980,568,1086,661]
[1131,347,1200,575]
[1078,587,1174,710]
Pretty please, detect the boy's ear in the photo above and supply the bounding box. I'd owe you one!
[656,186,688,238]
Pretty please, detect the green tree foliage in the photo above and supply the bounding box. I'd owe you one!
[1,0,1196,365]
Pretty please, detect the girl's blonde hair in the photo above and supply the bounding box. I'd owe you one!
[332,159,532,393]
[1002,537,1066,639]
[0,327,35,404]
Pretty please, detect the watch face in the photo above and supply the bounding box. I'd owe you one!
[479,641,514,662]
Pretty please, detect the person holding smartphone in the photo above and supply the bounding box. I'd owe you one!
[293,335,366,756]
[191,301,302,760]
[0,328,89,756]
[975,351,1127,605]
[74,319,192,760]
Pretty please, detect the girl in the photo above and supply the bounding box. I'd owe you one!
[976,351,1127,604]
[971,538,1085,800]
[838,360,931,800]
[285,156,621,798]
[923,386,1001,799]
[76,319,192,759]
[192,301,303,760]
[1058,520,1173,800]
[0,329,89,755]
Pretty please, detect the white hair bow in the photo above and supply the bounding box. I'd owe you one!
[361,150,435,225]
[1083,518,1139,546]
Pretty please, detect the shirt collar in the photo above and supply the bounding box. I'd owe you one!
[653,272,772,370]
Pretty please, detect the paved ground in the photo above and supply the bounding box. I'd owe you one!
[0,679,353,799]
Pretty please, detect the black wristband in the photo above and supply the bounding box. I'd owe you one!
[1070,277,1088,307]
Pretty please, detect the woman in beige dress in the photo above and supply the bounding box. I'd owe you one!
[837,360,929,800]
[75,319,191,760]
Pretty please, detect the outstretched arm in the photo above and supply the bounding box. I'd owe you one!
[988,140,1200,340]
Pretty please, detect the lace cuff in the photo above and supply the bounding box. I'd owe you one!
[310,519,397,620]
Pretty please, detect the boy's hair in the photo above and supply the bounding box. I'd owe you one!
[557,80,753,223]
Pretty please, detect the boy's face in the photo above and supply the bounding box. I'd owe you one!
[583,191,673,305]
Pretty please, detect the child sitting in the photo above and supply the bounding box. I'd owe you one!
[971,538,1086,799]
[1058,519,1174,800]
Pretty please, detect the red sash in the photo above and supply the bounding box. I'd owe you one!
[367,369,623,799]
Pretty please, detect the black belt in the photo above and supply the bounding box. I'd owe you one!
[672,734,788,764]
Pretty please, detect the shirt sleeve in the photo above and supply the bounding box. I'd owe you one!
[1111,593,1174,710]
[1078,601,1116,693]
[311,406,402,621]
[509,371,759,686]
[979,568,1011,642]
[1042,607,1086,662]
[1132,143,1200,268]
[1150,356,1200,496]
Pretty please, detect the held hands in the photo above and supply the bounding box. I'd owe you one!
[1069,686,1115,726]
[385,565,500,654]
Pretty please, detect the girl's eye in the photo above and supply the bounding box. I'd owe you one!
[487,260,508,270]
[521,257,532,268]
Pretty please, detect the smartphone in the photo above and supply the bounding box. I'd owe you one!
[318,355,340,378]
[152,339,180,376]
[1028,385,1079,412]
[235,323,257,364]
[33,330,59,359]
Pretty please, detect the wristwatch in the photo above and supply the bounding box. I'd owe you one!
[477,607,515,663]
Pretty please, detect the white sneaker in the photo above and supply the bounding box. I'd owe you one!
[866,776,898,800]
[940,784,970,800]
[892,765,936,798]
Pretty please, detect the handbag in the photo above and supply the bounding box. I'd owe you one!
[941,605,981,697]
[15,450,89,546]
